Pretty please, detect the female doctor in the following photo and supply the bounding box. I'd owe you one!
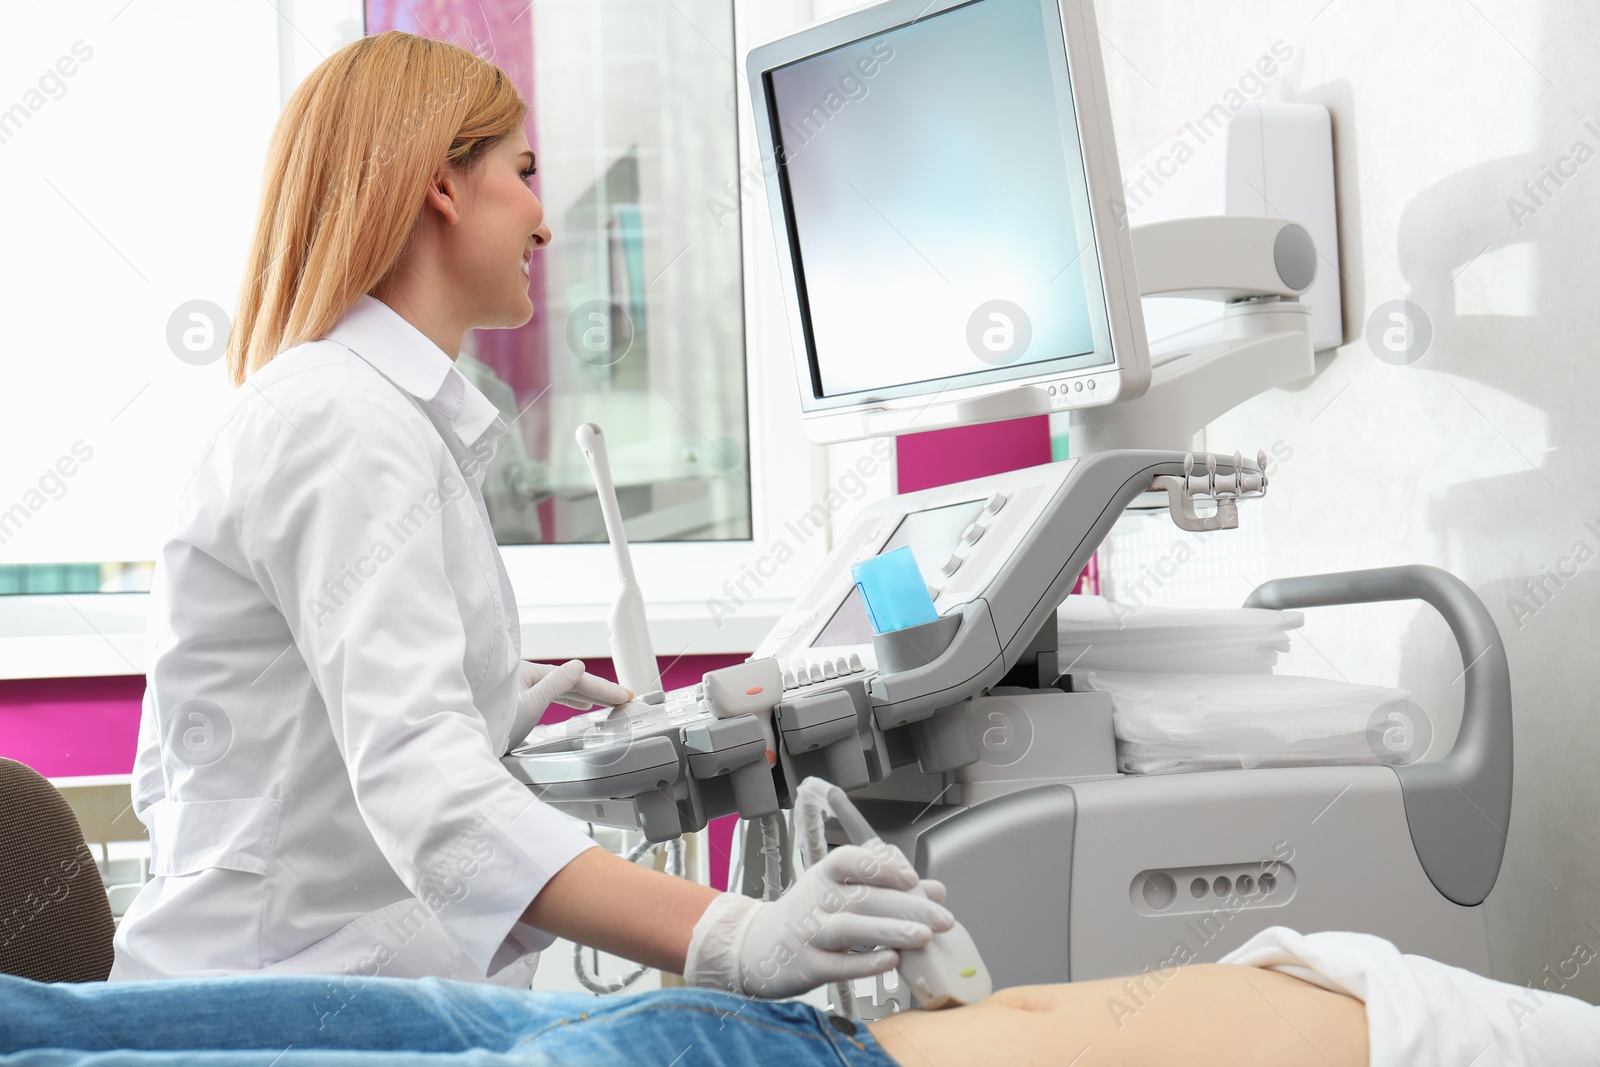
[109,30,952,996]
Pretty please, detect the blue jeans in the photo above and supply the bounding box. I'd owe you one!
[0,974,897,1067]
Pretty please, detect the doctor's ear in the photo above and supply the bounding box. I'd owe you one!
[423,170,465,224]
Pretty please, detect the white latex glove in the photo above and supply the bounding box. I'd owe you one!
[683,840,954,999]
[507,659,632,750]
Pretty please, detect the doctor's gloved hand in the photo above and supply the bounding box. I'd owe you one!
[508,660,632,750]
[682,841,954,1000]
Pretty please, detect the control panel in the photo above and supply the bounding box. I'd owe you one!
[754,460,1084,670]
[504,450,1263,841]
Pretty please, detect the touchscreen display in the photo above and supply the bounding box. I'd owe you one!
[811,499,986,647]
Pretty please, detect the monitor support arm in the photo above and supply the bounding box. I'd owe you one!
[1066,216,1319,454]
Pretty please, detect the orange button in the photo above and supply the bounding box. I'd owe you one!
[765,749,776,765]
[745,686,764,695]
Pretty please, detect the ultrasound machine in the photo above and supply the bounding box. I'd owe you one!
[504,0,1512,1004]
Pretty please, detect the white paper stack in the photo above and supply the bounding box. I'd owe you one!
[1057,596,1303,675]
[1080,670,1420,775]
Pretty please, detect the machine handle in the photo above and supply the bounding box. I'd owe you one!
[1243,565,1511,906]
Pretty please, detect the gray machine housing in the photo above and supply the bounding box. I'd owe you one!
[504,451,1512,984]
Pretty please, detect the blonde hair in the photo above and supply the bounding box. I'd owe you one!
[226,31,526,386]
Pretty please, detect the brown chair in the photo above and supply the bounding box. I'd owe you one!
[0,758,116,981]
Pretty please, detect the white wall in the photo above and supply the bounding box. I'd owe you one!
[1093,0,1600,998]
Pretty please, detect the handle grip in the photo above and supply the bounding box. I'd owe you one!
[1244,565,1511,906]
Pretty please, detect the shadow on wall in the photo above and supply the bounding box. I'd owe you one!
[1381,6,1600,999]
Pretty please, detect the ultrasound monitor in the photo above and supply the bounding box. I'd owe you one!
[746,0,1150,444]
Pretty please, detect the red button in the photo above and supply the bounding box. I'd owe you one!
[745,686,764,695]
[765,749,776,765]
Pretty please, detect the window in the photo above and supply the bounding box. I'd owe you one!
[0,0,839,674]
[3,0,751,587]
[0,2,289,594]
[367,0,751,546]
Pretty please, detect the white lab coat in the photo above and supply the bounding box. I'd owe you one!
[110,296,597,984]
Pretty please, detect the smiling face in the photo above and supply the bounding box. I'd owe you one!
[439,125,552,329]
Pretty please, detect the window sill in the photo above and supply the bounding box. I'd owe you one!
[0,593,780,680]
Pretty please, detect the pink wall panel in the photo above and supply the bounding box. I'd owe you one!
[0,655,746,889]
[0,655,745,780]
[0,675,146,779]
[895,415,1052,493]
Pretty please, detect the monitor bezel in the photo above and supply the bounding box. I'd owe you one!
[745,0,1150,435]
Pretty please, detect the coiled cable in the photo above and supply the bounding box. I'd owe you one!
[572,834,685,994]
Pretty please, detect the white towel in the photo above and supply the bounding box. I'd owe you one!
[1218,927,1600,1066]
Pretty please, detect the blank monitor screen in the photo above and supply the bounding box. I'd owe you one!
[764,0,1111,402]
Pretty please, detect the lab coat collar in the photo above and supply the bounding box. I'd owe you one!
[324,295,506,451]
